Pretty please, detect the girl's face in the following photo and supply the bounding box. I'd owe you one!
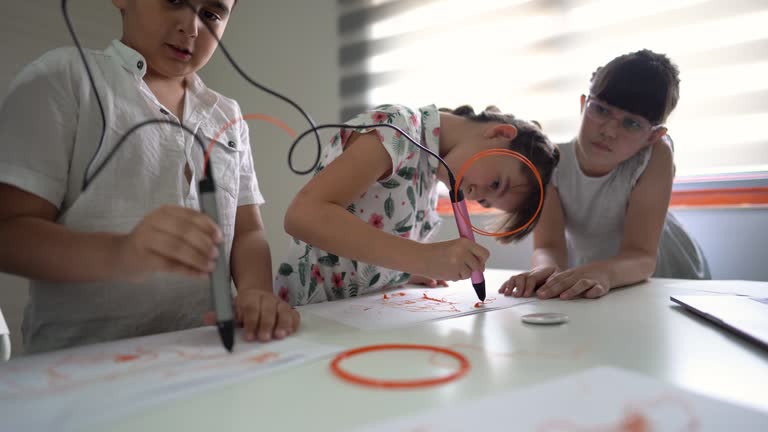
[113,0,234,80]
[577,95,666,171]
[460,154,530,212]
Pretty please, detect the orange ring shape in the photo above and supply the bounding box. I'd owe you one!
[330,344,470,389]
[454,149,544,237]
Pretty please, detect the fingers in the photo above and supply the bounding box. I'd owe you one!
[241,292,262,341]
[584,284,608,299]
[149,206,222,259]
[537,274,575,299]
[522,275,539,298]
[559,279,594,300]
[144,230,216,275]
[274,303,299,338]
[240,292,301,343]
[256,296,278,342]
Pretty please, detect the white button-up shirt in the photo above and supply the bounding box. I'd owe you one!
[0,40,264,353]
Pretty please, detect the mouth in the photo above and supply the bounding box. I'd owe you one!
[166,43,193,60]
[591,141,612,152]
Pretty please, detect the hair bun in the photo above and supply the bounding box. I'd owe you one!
[452,105,476,117]
[551,145,561,166]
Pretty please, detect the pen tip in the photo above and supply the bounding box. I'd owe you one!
[473,281,486,302]
[218,320,235,353]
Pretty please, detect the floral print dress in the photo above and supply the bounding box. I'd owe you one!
[274,104,443,306]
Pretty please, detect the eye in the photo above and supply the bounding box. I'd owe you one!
[201,9,222,21]
[623,118,643,131]
[490,179,500,190]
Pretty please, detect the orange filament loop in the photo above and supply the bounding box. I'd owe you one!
[330,344,470,389]
[454,149,544,237]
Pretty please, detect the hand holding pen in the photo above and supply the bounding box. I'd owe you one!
[114,205,223,282]
[419,238,489,286]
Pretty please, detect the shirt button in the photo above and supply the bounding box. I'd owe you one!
[137,60,144,70]
[228,141,236,148]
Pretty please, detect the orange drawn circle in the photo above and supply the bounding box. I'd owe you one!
[330,344,470,389]
[454,149,544,237]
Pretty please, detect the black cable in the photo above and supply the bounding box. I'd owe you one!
[62,0,458,199]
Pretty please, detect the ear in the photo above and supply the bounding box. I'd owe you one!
[580,94,587,113]
[648,126,668,145]
[485,124,518,141]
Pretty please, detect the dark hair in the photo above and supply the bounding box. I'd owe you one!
[590,49,680,124]
[441,105,560,244]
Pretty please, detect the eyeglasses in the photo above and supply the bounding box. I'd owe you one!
[584,96,664,135]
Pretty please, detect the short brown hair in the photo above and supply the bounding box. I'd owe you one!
[590,49,680,124]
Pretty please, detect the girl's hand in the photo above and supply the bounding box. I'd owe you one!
[536,267,610,300]
[115,205,222,282]
[421,238,489,282]
[407,274,449,288]
[498,265,559,297]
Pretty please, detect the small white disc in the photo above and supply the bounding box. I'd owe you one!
[521,312,569,325]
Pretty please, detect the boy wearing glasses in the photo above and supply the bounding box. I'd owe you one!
[500,49,710,300]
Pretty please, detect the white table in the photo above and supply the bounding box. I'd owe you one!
[22,270,768,431]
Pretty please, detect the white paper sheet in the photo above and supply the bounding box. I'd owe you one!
[0,327,341,432]
[352,366,768,431]
[298,284,536,330]
[664,279,768,297]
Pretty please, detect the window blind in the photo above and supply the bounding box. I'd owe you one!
[338,0,768,176]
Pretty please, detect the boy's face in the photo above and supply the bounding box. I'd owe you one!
[577,95,666,168]
[113,0,235,80]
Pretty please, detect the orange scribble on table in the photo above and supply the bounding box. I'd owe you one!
[422,293,444,302]
[536,393,699,432]
[474,302,483,308]
[393,292,407,297]
[114,354,140,363]
[383,293,389,299]
[247,352,279,364]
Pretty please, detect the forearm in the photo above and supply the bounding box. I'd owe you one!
[286,200,424,276]
[230,229,273,293]
[0,217,124,282]
[532,247,567,270]
[586,250,656,290]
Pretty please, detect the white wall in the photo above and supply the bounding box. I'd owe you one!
[0,0,339,357]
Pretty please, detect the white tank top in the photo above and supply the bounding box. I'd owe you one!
[553,140,710,279]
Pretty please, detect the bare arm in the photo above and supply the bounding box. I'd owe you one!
[531,184,568,270]
[0,183,222,283]
[0,184,124,282]
[594,138,674,288]
[284,133,426,276]
[230,204,272,293]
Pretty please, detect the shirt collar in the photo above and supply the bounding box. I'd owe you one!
[106,39,148,79]
[105,39,219,120]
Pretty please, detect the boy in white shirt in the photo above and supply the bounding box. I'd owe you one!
[0,0,298,353]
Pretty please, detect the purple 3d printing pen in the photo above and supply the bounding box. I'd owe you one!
[451,189,486,301]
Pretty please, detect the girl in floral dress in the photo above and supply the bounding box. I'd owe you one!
[275,104,559,306]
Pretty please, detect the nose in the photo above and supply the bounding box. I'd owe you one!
[177,8,199,38]
[599,117,619,140]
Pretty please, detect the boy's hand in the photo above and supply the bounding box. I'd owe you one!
[421,238,489,282]
[234,290,300,342]
[499,266,559,297]
[116,205,222,281]
[535,267,610,300]
[407,274,448,288]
